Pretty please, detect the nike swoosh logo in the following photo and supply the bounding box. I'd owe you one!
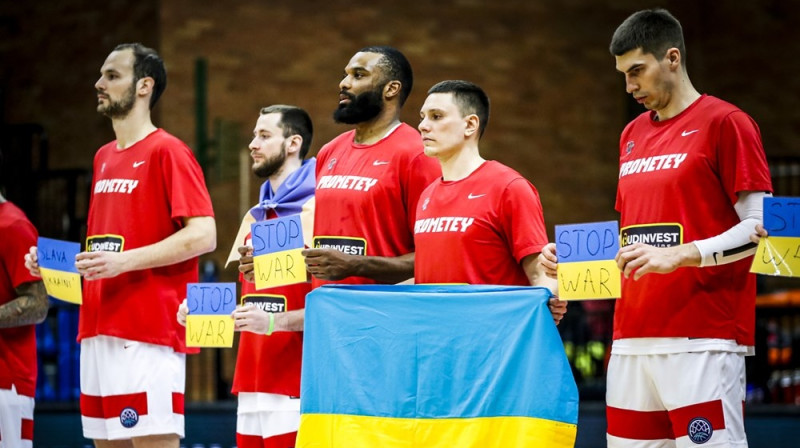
[468,193,486,199]
[123,343,135,349]
[681,130,699,137]
[133,161,146,168]
[373,160,390,166]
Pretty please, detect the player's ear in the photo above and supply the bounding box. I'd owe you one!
[464,114,480,139]
[287,135,304,158]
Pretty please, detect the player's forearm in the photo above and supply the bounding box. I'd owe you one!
[350,252,415,283]
[122,216,216,272]
[0,281,48,328]
[275,309,305,332]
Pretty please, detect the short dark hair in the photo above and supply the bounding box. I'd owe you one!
[609,9,686,61]
[357,46,413,107]
[113,43,167,109]
[260,105,314,159]
[427,80,490,138]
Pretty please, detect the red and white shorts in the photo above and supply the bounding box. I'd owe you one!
[606,351,747,447]
[236,392,300,448]
[0,385,34,448]
[80,335,186,440]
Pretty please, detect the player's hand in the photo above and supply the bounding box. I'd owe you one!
[24,246,42,277]
[302,248,355,281]
[238,245,255,283]
[75,250,128,280]
[538,243,558,279]
[177,299,188,327]
[750,223,769,244]
[232,303,271,334]
[548,296,567,325]
[615,243,693,281]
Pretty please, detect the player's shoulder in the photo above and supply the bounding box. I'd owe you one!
[319,129,357,154]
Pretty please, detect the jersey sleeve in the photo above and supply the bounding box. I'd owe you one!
[1,216,39,289]
[403,152,440,234]
[500,178,549,262]
[160,143,215,220]
[716,110,773,204]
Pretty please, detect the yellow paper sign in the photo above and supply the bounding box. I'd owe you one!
[185,314,234,347]
[253,248,307,289]
[557,259,621,300]
[39,267,82,305]
[750,236,800,277]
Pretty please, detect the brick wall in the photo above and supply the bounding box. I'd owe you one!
[3,0,799,275]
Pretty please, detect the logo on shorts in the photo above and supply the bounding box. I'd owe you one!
[119,407,139,428]
[687,417,712,444]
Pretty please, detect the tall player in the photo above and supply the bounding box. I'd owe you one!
[302,46,440,285]
[179,105,314,448]
[541,9,772,447]
[1,154,49,448]
[414,80,565,322]
[26,43,216,448]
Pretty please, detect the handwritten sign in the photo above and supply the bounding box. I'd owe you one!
[556,221,621,300]
[37,237,82,305]
[251,215,307,289]
[751,197,800,277]
[185,282,237,347]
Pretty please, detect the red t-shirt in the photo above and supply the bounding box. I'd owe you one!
[0,201,40,397]
[231,217,310,397]
[312,123,440,287]
[80,129,214,352]
[615,95,772,345]
[414,161,548,285]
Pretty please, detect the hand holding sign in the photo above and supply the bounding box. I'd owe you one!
[37,237,82,305]
[556,221,621,300]
[751,197,800,277]
[185,282,237,347]
[251,215,307,289]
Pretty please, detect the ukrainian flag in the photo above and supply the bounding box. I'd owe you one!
[297,284,578,448]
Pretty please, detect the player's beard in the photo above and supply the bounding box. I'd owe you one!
[333,86,384,124]
[97,82,136,118]
[253,141,287,178]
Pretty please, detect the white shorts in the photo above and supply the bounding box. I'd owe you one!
[606,351,747,448]
[0,385,34,448]
[80,335,186,440]
[236,392,300,448]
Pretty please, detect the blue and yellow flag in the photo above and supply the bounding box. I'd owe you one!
[298,284,578,448]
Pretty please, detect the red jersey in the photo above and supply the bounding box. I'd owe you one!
[231,168,315,397]
[615,95,772,345]
[0,201,40,397]
[414,161,548,285]
[312,123,440,287]
[81,129,214,353]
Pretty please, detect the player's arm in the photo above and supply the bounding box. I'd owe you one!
[522,253,566,325]
[0,281,48,329]
[617,191,770,280]
[302,249,414,283]
[232,304,305,333]
[77,216,217,280]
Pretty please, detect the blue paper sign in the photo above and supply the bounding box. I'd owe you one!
[763,197,800,237]
[556,221,620,263]
[186,283,237,315]
[37,237,79,273]
[250,214,304,256]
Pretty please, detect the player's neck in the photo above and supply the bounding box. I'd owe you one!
[268,157,303,193]
[439,143,484,182]
[655,78,701,121]
[352,108,401,145]
[111,106,158,149]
